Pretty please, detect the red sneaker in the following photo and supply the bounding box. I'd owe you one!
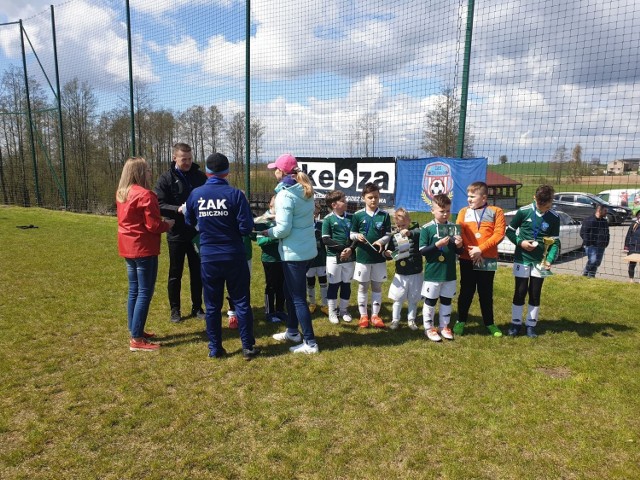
[358,315,369,328]
[370,315,385,328]
[228,315,238,329]
[129,338,160,352]
[142,331,155,338]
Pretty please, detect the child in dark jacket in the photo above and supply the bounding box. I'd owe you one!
[624,211,640,283]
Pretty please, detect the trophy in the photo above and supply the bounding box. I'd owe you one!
[535,237,555,274]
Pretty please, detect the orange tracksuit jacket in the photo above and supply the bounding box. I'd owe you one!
[456,205,506,261]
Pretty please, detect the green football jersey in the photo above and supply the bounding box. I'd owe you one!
[505,203,561,266]
[322,212,353,258]
[351,208,391,264]
[419,220,458,282]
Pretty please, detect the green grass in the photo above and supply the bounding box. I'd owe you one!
[1,206,638,479]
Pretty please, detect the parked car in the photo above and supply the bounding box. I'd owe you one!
[498,210,583,256]
[598,189,640,216]
[552,192,630,225]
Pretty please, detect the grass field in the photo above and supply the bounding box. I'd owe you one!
[1,206,639,479]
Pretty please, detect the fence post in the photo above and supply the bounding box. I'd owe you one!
[51,6,68,209]
[244,0,251,197]
[456,0,475,159]
[20,20,41,206]
[125,0,136,157]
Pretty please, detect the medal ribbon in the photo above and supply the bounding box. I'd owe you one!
[474,204,488,233]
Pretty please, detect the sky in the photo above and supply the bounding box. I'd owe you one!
[1,0,639,164]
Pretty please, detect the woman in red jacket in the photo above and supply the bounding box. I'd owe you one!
[117,157,174,351]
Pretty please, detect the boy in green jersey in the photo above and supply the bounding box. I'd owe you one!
[418,194,464,342]
[505,184,560,338]
[322,190,357,324]
[350,183,392,328]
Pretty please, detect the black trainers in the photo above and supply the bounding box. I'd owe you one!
[191,307,206,320]
[208,347,227,359]
[507,322,521,336]
[170,309,182,323]
[242,347,261,361]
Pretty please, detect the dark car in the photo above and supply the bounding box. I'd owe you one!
[553,192,631,225]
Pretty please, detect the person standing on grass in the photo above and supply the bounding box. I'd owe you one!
[419,194,464,342]
[580,204,610,278]
[350,182,392,329]
[322,190,357,325]
[155,143,207,324]
[454,181,506,337]
[505,184,560,338]
[261,153,319,354]
[184,153,259,361]
[624,210,640,283]
[116,157,175,352]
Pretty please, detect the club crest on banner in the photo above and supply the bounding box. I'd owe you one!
[421,161,454,207]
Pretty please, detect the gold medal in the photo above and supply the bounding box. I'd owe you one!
[400,260,406,267]
[531,241,539,248]
[438,255,445,262]
[475,232,482,239]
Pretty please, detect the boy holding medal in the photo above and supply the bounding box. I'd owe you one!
[384,208,423,330]
[454,181,506,337]
[351,183,392,328]
[322,190,357,324]
[505,184,560,338]
[419,194,464,342]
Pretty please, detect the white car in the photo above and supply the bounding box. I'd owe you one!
[497,210,583,257]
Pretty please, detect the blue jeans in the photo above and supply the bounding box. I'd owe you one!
[282,260,316,345]
[583,246,604,277]
[201,258,255,354]
[125,256,159,338]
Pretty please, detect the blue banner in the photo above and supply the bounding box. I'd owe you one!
[395,157,487,213]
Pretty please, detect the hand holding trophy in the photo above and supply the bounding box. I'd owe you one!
[535,237,555,275]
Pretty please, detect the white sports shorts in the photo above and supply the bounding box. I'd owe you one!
[421,279,456,300]
[353,262,387,283]
[326,256,355,284]
[388,272,423,303]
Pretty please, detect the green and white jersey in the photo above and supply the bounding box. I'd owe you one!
[419,220,458,282]
[351,208,391,265]
[322,212,353,257]
[505,203,561,266]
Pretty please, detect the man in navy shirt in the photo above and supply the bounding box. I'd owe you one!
[580,204,610,278]
[185,153,259,360]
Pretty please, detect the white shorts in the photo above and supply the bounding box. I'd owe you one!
[421,280,456,300]
[353,262,387,283]
[326,256,355,284]
[388,273,423,303]
[512,263,543,279]
[306,266,326,278]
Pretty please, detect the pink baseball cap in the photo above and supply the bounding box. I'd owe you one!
[267,153,298,174]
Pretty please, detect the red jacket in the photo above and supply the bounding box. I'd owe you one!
[117,185,170,258]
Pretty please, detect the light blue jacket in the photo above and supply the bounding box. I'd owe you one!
[268,183,317,262]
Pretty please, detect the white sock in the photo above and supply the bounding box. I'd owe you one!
[407,302,417,322]
[327,298,337,315]
[526,305,539,327]
[307,285,315,304]
[439,303,452,328]
[357,282,369,315]
[320,283,328,306]
[392,301,402,322]
[423,303,435,329]
[511,304,523,324]
[371,291,382,315]
[339,298,350,313]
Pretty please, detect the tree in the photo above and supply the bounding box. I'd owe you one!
[551,145,568,183]
[499,155,508,165]
[250,116,265,169]
[205,105,225,154]
[569,144,583,182]
[226,111,245,185]
[421,88,474,157]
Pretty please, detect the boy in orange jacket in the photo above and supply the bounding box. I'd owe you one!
[454,181,506,337]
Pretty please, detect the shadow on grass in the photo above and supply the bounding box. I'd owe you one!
[537,317,634,337]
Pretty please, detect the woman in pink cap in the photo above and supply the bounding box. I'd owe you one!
[260,154,319,354]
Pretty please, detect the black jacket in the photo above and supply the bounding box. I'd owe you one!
[624,221,640,254]
[580,214,610,248]
[155,162,207,242]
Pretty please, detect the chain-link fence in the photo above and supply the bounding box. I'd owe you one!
[1,0,639,279]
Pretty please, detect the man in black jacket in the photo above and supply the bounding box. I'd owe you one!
[155,143,207,322]
[580,204,610,278]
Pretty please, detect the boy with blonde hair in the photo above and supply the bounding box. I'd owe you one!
[384,208,423,330]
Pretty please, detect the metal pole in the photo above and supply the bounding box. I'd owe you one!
[244,0,251,196]
[20,20,41,206]
[51,6,68,209]
[125,0,136,156]
[456,0,475,159]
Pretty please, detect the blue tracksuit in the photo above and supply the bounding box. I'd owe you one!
[185,176,255,354]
